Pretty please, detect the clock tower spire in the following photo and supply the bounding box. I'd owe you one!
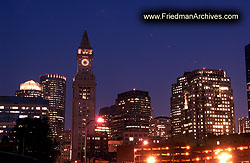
[72,30,96,162]
[76,31,94,74]
[79,30,91,49]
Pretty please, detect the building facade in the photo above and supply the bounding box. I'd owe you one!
[171,75,187,137]
[171,68,235,141]
[0,96,48,141]
[97,106,116,140]
[86,133,109,162]
[40,74,66,138]
[238,117,250,134]
[111,89,152,145]
[16,80,42,98]
[72,31,96,162]
[245,43,250,118]
[134,134,250,163]
[57,129,71,163]
[149,116,171,141]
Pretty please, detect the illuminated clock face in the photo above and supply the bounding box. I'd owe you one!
[81,59,89,66]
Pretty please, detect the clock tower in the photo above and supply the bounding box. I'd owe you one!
[72,31,96,162]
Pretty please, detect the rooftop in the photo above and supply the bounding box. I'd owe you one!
[0,96,48,105]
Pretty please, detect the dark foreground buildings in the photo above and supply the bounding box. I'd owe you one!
[171,68,235,142]
[0,96,48,141]
[57,129,71,163]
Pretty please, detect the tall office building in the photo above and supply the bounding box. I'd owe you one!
[40,74,66,138]
[238,117,250,134]
[171,75,187,137]
[16,80,42,98]
[171,68,235,141]
[111,89,152,145]
[245,43,250,118]
[72,31,96,162]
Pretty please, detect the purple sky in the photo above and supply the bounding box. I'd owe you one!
[1,0,250,130]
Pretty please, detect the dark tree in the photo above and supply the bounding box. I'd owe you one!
[8,118,59,162]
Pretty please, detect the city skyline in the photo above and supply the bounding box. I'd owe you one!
[1,1,250,130]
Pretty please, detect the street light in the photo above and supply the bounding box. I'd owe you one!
[143,140,149,145]
[147,156,156,163]
[84,117,104,163]
[218,152,232,163]
[97,117,104,123]
[135,140,148,163]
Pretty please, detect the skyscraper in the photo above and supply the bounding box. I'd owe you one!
[72,31,96,162]
[40,74,66,138]
[16,80,42,98]
[111,89,152,145]
[245,43,250,118]
[171,75,187,137]
[171,68,235,141]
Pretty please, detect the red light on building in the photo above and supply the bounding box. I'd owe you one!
[97,117,105,123]
[202,67,206,70]
[143,140,149,145]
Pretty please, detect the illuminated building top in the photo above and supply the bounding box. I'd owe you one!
[20,80,41,91]
[78,31,93,55]
[43,74,67,81]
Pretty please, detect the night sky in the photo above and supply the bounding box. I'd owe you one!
[1,0,250,130]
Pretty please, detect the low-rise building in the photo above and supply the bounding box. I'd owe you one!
[0,96,48,141]
[238,117,250,133]
[134,134,250,162]
[57,129,71,163]
[149,116,171,141]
